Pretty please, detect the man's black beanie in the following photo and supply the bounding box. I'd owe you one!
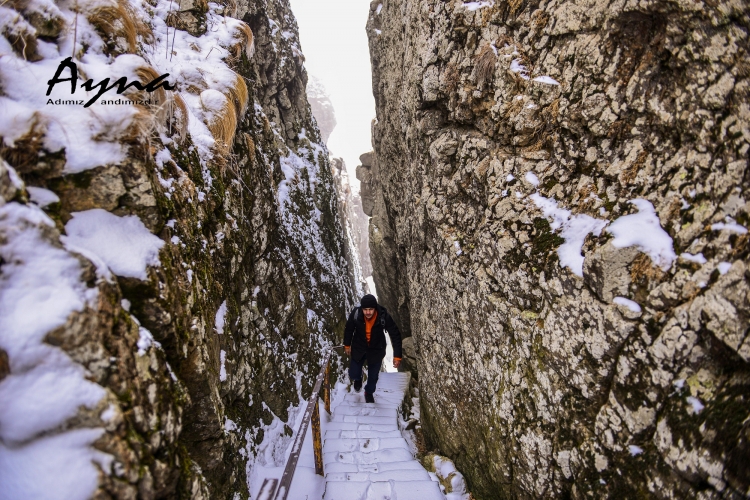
[360,294,378,309]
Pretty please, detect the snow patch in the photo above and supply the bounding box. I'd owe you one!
[462,1,494,11]
[628,445,644,456]
[711,217,748,234]
[63,209,164,280]
[137,326,156,356]
[607,199,676,271]
[530,194,608,277]
[524,171,539,186]
[613,297,641,313]
[510,59,530,79]
[680,252,707,264]
[717,262,732,275]
[533,75,560,85]
[687,396,704,414]
[0,428,112,500]
[0,202,108,499]
[215,300,228,334]
[433,455,471,500]
[220,350,227,382]
[100,404,116,422]
[26,187,59,208]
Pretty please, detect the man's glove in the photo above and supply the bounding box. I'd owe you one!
[344,346,351,356]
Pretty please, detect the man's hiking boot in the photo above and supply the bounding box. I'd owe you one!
[353,379,362,393]
[365,391,374,404]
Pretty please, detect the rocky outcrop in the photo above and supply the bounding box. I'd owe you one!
[366,0,749,499]
[357,150,411,336]
[307,75,338,145]
[356,151,377,218]
[0,0,354,498]
[332,157,372,293]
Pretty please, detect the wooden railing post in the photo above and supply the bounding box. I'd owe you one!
[311,398,324,476]
[323,358,331,414]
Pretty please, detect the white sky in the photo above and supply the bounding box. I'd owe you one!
[288,0,375,191]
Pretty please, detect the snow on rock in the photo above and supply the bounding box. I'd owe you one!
[215,300,228,334]
[613,297,642,313]
[461,1,495,11]
[26,187,60,208]
[63,209,165,280]
[687,396,704,414]
[524,171,539,186]
[137,326,157,356]
[532,75,560,85]
[680,252,707,264]
[607,199,676,271]
[711,217,748,235]
[220,350,227,382]
[0,0,254,176]
[433,454,471,500]
[0,201,108,499]
[0,428,112,500]
[510,59,530,79]
[717,262,732,275]
[530,194,608,277]
[628,445,644,456]
[0,0,156,173]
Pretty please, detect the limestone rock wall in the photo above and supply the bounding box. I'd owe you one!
[0,0,354,498]
[332,157,371,293]
[366,0,749,498]
[307,75,338,145]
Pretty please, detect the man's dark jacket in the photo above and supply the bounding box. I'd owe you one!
[344,305,403,364]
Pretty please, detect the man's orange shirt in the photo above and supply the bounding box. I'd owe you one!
[364,311,377,345]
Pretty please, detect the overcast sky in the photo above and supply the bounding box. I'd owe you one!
[288,0,375,191]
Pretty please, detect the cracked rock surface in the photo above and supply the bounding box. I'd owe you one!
[366,0,749,498]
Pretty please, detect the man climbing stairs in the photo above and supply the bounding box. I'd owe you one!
[322,372,445,500]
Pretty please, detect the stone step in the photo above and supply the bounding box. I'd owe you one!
[338,398,401,408]
[326,468,432,482]
[325,460,426,475]
[323,480,444,500]
[323,447,414,466]
[325,429,403,440]
[323,437,410,453]
[333,406,398,418]
[322,372,437,500]
[325,422,395,432]
[330,414,395,425]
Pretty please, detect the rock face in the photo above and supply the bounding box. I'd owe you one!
[332,157,372,290]
[357,150,411,336]
[0,0,354,498]
[366,0,749,499]
[307,75,338,145]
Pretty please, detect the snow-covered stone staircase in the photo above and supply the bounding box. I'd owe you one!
[322,372,445,500]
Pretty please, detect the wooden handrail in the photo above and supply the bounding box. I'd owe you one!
[258,345,344,500]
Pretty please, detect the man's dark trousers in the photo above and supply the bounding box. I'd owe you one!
[349,352,384,394]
